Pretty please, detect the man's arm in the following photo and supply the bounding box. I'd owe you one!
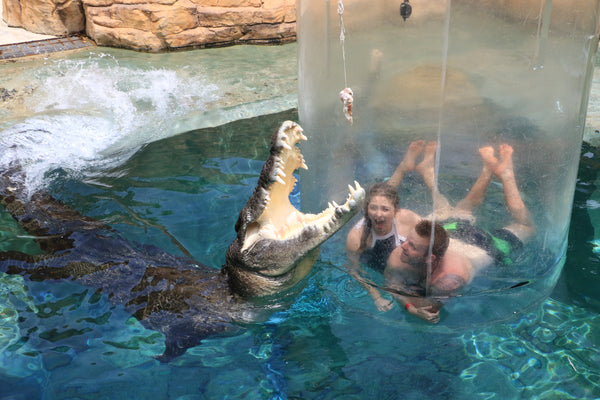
[394,274,466,324]
[392,292,441,323]
[430,274,467,297]
[384,261,442,323]
[394,274,465,324]
[384,280,442,323]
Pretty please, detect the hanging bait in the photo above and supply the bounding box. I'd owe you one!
[400,0,412,21]
[339,87,354,124]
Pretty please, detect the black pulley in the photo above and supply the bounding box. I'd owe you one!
[400,0,412,21]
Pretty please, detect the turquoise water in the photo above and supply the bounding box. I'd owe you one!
[0,46,599,399]
[0,111,599,399]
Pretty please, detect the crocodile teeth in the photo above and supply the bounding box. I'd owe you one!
[281,120,296,131]
[281,141,292,150]
[300,156,308,170]
[349,181,364,201]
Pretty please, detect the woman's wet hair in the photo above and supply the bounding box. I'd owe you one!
[359,182,400,251]
[414,219,449,260]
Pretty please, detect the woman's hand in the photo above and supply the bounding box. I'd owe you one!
[374,296,394,311]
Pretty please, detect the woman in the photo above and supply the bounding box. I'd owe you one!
[346,182,421,310]
[345,140,425,310]
[346,183,420,272]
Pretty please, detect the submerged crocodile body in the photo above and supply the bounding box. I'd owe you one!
[0,121,364,361]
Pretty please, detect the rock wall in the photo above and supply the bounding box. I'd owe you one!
[2,0,296,51]
[4,0,592,52]
[2,0,85,35]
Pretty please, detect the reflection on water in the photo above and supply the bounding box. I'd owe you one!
[0,111,598,399]
[0,46,599,398]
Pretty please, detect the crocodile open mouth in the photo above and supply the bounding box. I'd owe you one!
[242,121,364,250]
[225,121,364,298]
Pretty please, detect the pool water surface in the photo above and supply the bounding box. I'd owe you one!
[0,46,599,399]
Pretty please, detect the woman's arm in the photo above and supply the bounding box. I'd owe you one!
[346,225,394,311]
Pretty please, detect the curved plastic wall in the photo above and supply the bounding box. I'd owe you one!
[298,0,600,326]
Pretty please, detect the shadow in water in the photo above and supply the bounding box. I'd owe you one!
[552,141,600,313]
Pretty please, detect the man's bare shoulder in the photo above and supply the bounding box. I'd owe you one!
[395,208,421,230]
[439,249,473,281]
[397,208,420,219]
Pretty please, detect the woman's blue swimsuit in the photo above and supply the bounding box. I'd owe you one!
[357,218,406,273]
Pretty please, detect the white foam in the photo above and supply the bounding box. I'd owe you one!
[1,52,221,194]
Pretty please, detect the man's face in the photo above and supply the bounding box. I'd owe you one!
[399,228,430,266]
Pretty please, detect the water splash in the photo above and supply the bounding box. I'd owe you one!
[0,52,221,194]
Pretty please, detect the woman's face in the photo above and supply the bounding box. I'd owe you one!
[367,195,396,236]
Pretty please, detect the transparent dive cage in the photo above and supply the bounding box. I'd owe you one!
[297,0,600,327]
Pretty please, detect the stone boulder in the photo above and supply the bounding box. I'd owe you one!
[84,0,296,51]
[2,0,296,51]
[2,0,85,35]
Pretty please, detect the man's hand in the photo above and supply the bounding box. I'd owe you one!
[407,304,440,323]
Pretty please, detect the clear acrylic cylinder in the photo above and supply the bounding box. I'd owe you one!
[297,0,600,326]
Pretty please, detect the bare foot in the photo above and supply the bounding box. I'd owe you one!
[416,141,437,177]
[478,146,499,173]
[494,144,515,178]
[399,140,426,172]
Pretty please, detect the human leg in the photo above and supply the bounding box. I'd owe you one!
[454,146,495,212]
[388,140,425,188]
[415,141,437,191]
[415,141,454,219]
[493,144,535,241]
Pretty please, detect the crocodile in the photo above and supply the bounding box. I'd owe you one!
[0,120,364,361]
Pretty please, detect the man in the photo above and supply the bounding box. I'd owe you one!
[375,141,535,323]
[385,219,468,323]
